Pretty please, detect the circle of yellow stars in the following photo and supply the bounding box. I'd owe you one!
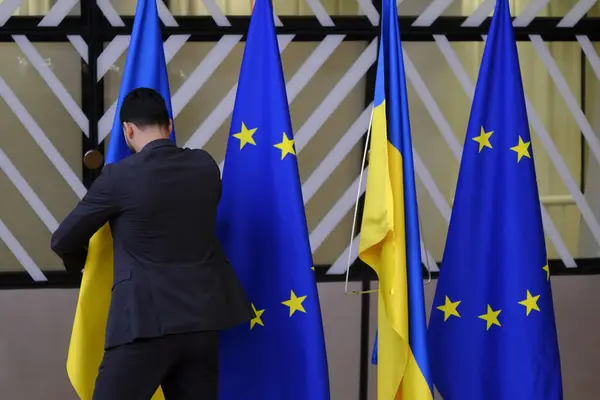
[249,290,308,331]
[232,122,297,160]
[437,262,549,331]
[462,126,545,329]
[231,122,312,330]
[472,125,531,163]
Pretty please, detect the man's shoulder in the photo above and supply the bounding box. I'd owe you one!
[182,147,215,160]
[99,154,142,183]
[105,147,218,170]
[180,148,220,170]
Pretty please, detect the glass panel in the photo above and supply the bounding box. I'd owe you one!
[167,0,362,16]
[113,0,362,17]
[0,43,82,272]
[108,0,137,15]
[102,36,591,262]
[589,2,600,16]
[109,0,592,17]
[7,0,80,16]
[398,0,585,17]
[580,43,600,257]
[102,40,367,265]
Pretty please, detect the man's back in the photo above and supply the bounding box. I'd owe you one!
[109,140,252,347]
[111,139,222,267]
[52,140,252,349]
[51,88,247,399]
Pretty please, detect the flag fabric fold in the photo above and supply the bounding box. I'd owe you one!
[66,1,173,398]
[358,0,434,398]
[215,0,330,398]
[427,1,563,399]
[371,331,378,365]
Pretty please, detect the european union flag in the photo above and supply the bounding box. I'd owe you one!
[427,1,562,399]
[216,0,329,399]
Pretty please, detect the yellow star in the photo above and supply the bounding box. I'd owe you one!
[282,290,307,317]
[478,305,502,330]
[518,290,541,316]
[273,132,296,160]
[543,263,550,281]
[232,122,257,150]
[436,296,461,321]
[249,303,264,329]
[510,136,531,162]
[472,126,493,152]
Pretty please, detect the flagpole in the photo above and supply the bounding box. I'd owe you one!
[344,104,378,296]
[342,104,434,293]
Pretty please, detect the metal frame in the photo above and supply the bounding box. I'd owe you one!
[1,15,600,39]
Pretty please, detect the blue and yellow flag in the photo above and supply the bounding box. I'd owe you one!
[66,0,172,398]
[358,0,433,398]
[216,0,329,398]
[427,1,563,399]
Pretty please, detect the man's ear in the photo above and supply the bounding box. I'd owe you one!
[123,122,135,139]
[167,119,173,135]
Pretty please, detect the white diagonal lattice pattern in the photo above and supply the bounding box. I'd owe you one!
[558,0,598,27]
[0,0,598,280]
[13,35,89,136]
[98,34,191,141]
[0,0,22,26]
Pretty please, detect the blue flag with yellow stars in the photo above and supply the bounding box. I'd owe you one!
[427,1,562,399]
[216,0,330,398]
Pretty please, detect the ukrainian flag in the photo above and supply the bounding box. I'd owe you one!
[359,0,433,398]
[66,1,172,398]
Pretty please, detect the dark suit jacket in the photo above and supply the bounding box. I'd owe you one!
[51,139,253,349]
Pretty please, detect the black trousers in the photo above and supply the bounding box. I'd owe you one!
[92,331,218,400]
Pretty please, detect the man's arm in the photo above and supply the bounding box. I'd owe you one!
[51,164,118,273]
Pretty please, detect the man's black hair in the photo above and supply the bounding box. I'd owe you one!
[120,87,170,129]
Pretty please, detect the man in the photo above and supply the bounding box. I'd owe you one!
[51,88,253,400]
